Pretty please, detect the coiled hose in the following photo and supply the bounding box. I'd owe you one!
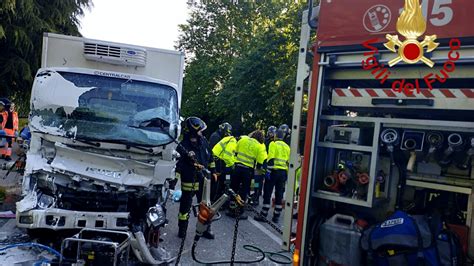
[191,239,292,265]
[0,242,62,265]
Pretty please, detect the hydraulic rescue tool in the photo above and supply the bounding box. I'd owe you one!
[189,173,292,265]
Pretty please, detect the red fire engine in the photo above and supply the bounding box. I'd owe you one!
[282,1,474,265]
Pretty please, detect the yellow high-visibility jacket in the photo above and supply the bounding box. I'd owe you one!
[235,136,267,168]
[212,136,237,167]
[267,140,290,171]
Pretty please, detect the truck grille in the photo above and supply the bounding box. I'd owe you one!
[58,187,129,212]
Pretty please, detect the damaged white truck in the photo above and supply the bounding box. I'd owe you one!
[15,33,184,264]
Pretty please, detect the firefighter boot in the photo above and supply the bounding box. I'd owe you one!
[250,192,260,206]
[202,224,215,240]
[254,211,268,222]
[272,213,281,223]
[178,220,188,238]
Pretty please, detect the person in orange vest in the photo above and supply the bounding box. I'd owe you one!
[2,102,18,161]
[0,100,8,160]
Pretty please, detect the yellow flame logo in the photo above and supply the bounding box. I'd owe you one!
[385,0,439,67]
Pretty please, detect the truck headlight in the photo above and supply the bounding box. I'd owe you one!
[19,215,34,224]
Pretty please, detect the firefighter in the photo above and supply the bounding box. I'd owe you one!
[265,126,277,148]
[293,158,302,219]
[254,127,291,223]
[250,126,276,206]
[175,117,216,239]
[209,122,232,201]
[278,124,291,145]
[209,122,232,149]
[2,102,18,161]
[211,128,237,201]
[227,130,267,219]
[0,100,10,161]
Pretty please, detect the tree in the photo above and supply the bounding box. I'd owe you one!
[0,0,92,116]
[177,1,305,135]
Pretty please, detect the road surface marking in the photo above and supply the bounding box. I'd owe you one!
[248,219,282,245]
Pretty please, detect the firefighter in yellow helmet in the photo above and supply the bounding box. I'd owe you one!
[227,130,267,219]
[254,127,291,223]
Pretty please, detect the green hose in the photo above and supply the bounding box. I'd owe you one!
[244,245,293,264]
[191,239,293,265]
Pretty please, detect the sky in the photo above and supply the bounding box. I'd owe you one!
[80,0,191,50]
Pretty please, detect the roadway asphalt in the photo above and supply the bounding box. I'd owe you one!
[160,194,291,265]
[0,152,293,265]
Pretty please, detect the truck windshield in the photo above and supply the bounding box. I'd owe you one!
[30,71,179,147]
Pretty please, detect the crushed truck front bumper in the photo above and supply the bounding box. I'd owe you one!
[16,208,129,231]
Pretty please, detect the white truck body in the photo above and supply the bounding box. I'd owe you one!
[16,33,184,263]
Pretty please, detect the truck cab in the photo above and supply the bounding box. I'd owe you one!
[15,33,184,264]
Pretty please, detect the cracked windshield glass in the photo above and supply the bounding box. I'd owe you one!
[31,72,179,146]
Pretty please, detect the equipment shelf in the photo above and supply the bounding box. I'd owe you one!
[317,142,373,152]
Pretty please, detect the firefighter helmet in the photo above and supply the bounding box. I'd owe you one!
[279,124,291,138]
[219,122,232,136]
[276,128,286,140]
[267,126,277,139]
[184,117,207,137]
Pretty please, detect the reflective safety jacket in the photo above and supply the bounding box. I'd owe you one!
[0,111,6,129]
[235,136,267,168]
[267,140,290,171]
[295,166,301,193]
[212,136,237,167]
[176,136,215,188]
[4,111,18,132]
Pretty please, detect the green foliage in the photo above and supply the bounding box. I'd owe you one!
[0,0,92,116]
[177,1,305,135]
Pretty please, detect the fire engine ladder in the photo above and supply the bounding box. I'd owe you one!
[281,8,314,251]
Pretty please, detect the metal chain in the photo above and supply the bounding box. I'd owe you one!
[230,206,241,265]
[246,204,284,235]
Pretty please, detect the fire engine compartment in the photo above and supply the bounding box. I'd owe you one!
[302,42,474,262]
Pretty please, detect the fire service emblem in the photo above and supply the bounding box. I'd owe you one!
[384,0,439,67]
